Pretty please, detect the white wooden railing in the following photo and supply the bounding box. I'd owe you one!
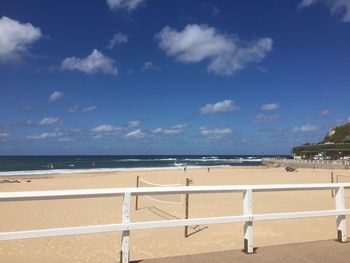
[0,183,350,263]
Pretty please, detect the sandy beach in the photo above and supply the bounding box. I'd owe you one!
[0,166,350,263]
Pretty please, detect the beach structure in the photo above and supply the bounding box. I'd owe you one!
[0,183,349,263]
[135,176,194,237]
[292,122,350,160]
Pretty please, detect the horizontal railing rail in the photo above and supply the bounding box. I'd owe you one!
[0,183,349,263]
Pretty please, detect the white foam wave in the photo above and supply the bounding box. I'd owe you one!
[0,165,232,177]
[114,158,177,162]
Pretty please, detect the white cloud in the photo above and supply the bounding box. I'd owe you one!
[200,127,232,139]
[261,103,280,111]
[82,105,97,112]
[62,49,117,75]
[253,113,280,124]
[152,124,186,135]
[0,16,42,62]
[58,137,74,143]
[299,0,350,22]
[293,124,319,133]
[156,24,272,76]
[91,124,116,133]
[107,0,145,11]
[27,132,63,140]
[38,117,60,126]
[142,61,158,71]
[299,0,318,8]
[128,120,141,128]
[68,105,97,113]
[49,91,64,102]
[126,129,146,138]
[0,132,9,138]
[200,99,240,114]
[321,109,331,116]
[107,33,128,49]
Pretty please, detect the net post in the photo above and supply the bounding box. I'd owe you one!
[335,186,347,243]
[184,178,191,238]
[243,189,253,254]
[135,176,139,211]
[120,192,131,263]
[331,172,335,198]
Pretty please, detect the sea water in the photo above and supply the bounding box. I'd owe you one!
[0,155,281,176]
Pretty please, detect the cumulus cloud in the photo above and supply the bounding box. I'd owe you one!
[200,99,240,114]
[107,33,128,49]
[261,103,280,111]
[126,129,146,138]
[299,0,350,22]
[27,132,63,140]
[91,124,118,133]
[38,117,61,126]
[156,24,273,76]
[152,124,186,135]
[0,16,42,62]
[128,120,141,128]
[293,124,319,133]
[49,91,64,102]
[107,0,146,11]
[253,113,280,124]
[200,127,232,139]
[62,49,117,75]
[68,105,97,113]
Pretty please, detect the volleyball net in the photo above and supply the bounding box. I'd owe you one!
[135,176,199,237]
[136,177,185,205]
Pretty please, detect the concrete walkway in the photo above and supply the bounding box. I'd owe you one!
[138,240,350,263]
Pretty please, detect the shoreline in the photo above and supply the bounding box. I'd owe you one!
[0,164,264,178]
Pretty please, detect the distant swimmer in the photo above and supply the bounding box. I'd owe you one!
[92,162,96,168]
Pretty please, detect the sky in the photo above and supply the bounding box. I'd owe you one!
[1,0,350,155]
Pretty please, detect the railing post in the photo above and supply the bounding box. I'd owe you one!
[243,189,253,253]
[120,192,131,263]
[331,172,335,198]
[135,176,139,210]
[335,186,347,243]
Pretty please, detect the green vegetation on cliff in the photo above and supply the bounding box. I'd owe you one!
[292,122,350,159]
[322,122,350,143]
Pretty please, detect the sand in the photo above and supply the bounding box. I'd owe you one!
[0,166,349,263]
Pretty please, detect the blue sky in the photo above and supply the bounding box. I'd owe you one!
[1,0,350,155]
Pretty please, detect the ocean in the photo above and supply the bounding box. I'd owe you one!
[0,155,277,176]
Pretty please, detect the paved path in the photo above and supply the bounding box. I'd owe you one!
[138,240,350,263]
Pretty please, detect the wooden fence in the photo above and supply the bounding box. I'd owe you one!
[0,183,349,263]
